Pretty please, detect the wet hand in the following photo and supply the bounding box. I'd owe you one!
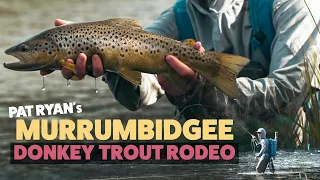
[40,19,105,79]
[158,42,205,96]
[59,53,104,80]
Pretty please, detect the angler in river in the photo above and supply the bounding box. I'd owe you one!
[5,0,320,147]
[251,128,276,173]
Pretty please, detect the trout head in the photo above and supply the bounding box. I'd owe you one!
[4,31,63,71]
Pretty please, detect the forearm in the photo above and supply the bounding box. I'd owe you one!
[236,74,307,116]
[103,72,140,111]
[166,75,234,119]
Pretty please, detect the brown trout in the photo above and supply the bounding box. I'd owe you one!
[4,18,249,98]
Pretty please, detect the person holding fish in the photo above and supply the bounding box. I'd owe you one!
[36,0,319,146]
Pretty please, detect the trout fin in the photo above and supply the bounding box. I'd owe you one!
[182,39,196,47]
[58,59,77,74]
[71,76,82,81]
[119,68,142,85]
[199,52,249,99]
[104,18,142,29]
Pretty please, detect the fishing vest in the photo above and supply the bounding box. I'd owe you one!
[173,0,276,79]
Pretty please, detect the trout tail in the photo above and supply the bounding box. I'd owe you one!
[198,52,249,99]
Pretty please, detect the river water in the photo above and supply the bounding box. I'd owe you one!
[0,0,319,179]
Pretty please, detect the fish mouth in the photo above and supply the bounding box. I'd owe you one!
[3,59,57,71]
[4,49,57,71]
[3,61,45,71]
[4,50,43,71]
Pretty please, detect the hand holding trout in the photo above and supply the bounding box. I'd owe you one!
[4,18,249,98]
[40,19,106,80]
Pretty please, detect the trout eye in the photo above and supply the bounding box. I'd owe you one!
[20,44,29,52]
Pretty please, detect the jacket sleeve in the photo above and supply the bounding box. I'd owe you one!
[236,0,319,115]
[102,8,177,111]
[167,0,320,117]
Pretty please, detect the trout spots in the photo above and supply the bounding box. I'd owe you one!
[30,21,189,72]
